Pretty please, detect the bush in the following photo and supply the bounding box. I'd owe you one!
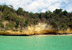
[0,22,4,28]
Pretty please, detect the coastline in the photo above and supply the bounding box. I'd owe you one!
[0,34,72,36]
[37,34,72,36]
[0,30,72,36]
[0,27,72,36]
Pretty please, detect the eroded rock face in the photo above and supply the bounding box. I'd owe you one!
[0,23,72,36]
[25,23,56,35]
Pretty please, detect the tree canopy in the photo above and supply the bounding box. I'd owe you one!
[0,5,72,31]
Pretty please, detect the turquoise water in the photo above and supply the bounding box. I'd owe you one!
[0,35,72,50]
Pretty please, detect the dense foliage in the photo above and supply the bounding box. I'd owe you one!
[0,5,72,31]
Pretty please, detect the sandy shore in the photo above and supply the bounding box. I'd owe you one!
[37,34,72,36]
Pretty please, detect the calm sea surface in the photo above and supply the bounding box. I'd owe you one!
[0,35,72,50]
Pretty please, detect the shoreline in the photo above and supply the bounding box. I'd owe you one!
[0,32,72,36]
[37,34,72,36]
[0,29,72,36]
[0,34,72,36]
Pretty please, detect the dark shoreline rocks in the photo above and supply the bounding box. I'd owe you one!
[0,33,71,36]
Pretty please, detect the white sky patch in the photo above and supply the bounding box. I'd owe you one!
[48,3,61,12]
[0,0,72,13]
[41,9,47,13]
[66,4,72,12]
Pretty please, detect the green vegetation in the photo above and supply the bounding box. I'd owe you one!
[0,5,72,32]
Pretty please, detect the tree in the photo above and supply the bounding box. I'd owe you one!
[16,7,24,15]
[6,22,15,30]
[2,5,11,20]
[63,10,67,15]
[0,5,2,11]
[45,11,52,19]
[53,9,62,14]
[7,12,18,21]
[29,12,34,18]
[0,22,4,28]
[15,18,21,30]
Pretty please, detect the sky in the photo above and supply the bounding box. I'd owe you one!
[0,0,72,13]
